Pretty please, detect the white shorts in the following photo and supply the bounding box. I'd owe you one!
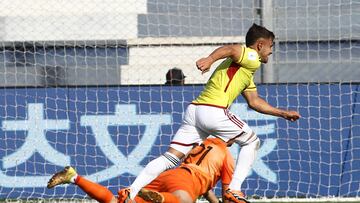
[170,104,256,155]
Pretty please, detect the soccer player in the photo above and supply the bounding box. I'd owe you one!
[47,137,241,203]
[120,23,301,203]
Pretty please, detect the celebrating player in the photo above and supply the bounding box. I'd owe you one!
[120,23,300,203]
[47,137,244,203]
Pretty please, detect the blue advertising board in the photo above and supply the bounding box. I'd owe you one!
[0,84,359,199]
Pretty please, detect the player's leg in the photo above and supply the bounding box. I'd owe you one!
[123,104,204,200]
[226,122,259,203]
[195,106,259,202]
[125,150,182,199]
[229,132,260,190]
[47,166,116,203]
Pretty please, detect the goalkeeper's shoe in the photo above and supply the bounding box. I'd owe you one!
[224,188,250,203]
[138,188,164,203]
[47,166,77,189]
[117,188,134,203]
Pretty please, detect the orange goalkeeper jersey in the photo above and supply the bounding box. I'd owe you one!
[181,137,235,195]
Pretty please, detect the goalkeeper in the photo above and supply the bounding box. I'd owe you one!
[47,137,242,203]
[121,23,301,203]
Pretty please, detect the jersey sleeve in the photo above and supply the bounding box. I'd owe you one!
[221,149,235,185]
[236,46,261,70]
[243,76,257,92]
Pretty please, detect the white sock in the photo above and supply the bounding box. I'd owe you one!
[129,152,180,199]
[70,174,78,184]
[229,138,260,191]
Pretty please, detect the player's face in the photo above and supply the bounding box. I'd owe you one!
[258,38,273,63]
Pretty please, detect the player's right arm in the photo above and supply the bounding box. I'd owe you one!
[196,44,243,74]
[203,190,220,203]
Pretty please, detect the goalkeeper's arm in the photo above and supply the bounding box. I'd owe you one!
[203,190,220,203]
[221,184,230,203]
[202,184,231,203]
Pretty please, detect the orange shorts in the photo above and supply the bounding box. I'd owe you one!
[143,167,201,201]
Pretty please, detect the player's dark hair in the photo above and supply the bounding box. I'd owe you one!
[245,23,275,47]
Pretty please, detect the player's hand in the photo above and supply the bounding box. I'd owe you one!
[196,56,214,74]
[283,111,301,122]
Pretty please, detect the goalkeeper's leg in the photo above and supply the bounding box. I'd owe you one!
[75,175,116,203]
[47,166,116,203]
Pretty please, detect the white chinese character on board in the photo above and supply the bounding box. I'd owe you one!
[81,104,172,182]
[0,103,70,187]
[2,103,70,168]
[0,103,172,188]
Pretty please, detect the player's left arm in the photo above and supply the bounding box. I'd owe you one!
[203,190,220,203]
[219,149,235,203]
[242,90,301,121]
[221,184,230,203]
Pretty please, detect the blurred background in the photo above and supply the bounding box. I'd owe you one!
[0,0,359,86]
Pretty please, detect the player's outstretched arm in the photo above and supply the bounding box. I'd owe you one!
[196,44,243,74]
[242,90,301,122]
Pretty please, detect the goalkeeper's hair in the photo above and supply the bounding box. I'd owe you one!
[245,23,275,47]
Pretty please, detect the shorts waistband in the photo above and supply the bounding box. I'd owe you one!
[190,102,228,109]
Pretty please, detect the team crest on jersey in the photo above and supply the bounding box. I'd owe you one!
[248,51,257,61]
